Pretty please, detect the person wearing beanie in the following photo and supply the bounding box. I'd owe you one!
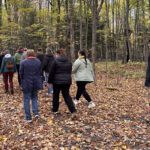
[14,48,23,86]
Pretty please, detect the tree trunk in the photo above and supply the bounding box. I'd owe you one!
[84,0,89,54]
[56,0,61,50]
[0,0,1,27]
[79,0,83,50]
[123,0,130,63]
[70,0,75,60]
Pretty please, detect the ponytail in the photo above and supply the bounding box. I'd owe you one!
[78,50,87,67]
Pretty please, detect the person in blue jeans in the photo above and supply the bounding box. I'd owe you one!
[42,48,54,95]
[20,49,43,123]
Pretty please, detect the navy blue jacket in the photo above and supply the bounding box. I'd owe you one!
[20,57,43,93]
[145,55,150,87]
[48,56,72,85]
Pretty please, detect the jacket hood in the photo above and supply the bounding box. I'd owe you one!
[5,54,11,58]
[46,53,53,58]
[56,56,69,62]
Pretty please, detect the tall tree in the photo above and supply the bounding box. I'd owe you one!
[91,0,104,72]
[70,0,75,60]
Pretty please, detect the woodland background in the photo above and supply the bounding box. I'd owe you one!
[0,0,150,64]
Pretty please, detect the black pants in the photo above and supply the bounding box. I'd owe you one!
[76,81,92,102]
[53,84,76,113]
[16,64,21,86]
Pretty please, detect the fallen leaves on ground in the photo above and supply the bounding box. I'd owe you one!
[0,63,150,149]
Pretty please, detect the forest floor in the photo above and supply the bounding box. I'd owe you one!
[0,62,150,150]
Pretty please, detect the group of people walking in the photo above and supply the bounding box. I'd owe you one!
[0,48,95,122]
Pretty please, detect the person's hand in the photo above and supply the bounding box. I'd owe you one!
[47,83,51,88]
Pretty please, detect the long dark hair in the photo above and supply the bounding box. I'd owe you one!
[78,50,87,66]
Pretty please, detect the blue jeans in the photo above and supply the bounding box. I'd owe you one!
[46,73,53,94]
[23,91,38,120]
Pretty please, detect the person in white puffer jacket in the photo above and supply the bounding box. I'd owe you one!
[72,50,95,108]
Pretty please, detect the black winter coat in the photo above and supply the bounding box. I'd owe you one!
[48,56,72,85]
[42,53,54,73]
[145,55,150,87]
[36,53,45,66]
[0,55,4,68]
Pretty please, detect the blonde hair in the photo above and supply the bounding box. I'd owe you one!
[26,49,35,57]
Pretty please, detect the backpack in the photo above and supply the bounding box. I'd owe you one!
[6,58,14,69]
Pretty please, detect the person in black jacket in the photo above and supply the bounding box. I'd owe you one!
[36,48,45,81]
[145,40,150,114]
[43,48,54,95]
[48,49,76,115]
[0,51,5,68]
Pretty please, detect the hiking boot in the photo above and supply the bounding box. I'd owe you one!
[10,88,14,95]
[88,101,96,108]
[5,90,8,94]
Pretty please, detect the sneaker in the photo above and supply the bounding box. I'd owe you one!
[5,90,8,94]
[53,112,61,116]
[34,115,39,119]
[88,101,96,108]
[24,118,32,123]
[73,99,78,105]
[46,93,52,96]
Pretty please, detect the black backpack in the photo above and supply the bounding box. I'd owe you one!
[6,58,14,69]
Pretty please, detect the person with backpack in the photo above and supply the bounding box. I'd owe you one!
[20,49,43,123]
[42,48,54,96]
[14,48,23,86]
[72,50,96,108]
[0,50,16,94]
[48,49,77,115]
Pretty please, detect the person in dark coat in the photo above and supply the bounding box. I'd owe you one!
[20,49,43,123]
[36,48,45,81]
[0,51,5,83]
[0,51,5,68]
[145,40,150,115]
[43,48,54,95]
[48,49,76,115]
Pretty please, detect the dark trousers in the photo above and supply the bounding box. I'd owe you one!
[16,64,21,85]
[53,84,76,113]
[76,81,92,102]
[4,72,14,91]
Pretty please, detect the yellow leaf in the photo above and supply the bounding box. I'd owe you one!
[122,145,127,149]
[22,141,26,146]
[3,138,7,142]
[48,120,53,125]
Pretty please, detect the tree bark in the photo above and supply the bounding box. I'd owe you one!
[70,0,75,60]
[79,0,83,50]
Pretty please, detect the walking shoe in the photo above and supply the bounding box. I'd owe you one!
[34,115,39,119]
[88,101,96,108]
[5,90,8,94]
[73,99,78,105]
[24,118,32,123]
[10,88,14,95]
[46,93,52,96]
[53,112,61,116]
